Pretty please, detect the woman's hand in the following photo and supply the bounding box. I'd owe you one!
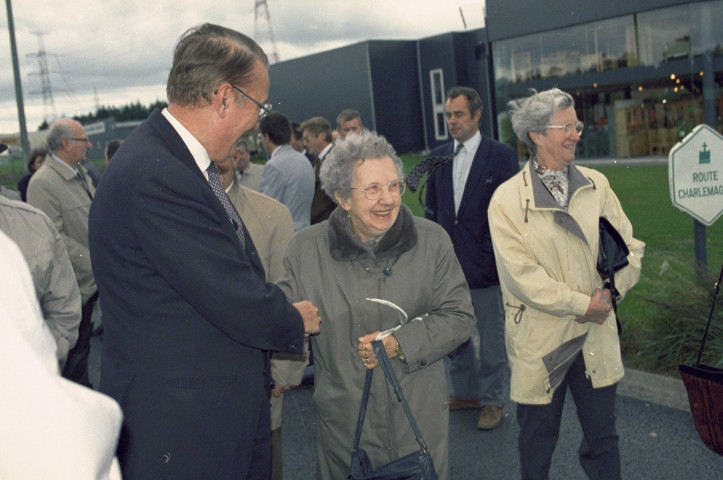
[575,288,612,324]
[357,332,399,369]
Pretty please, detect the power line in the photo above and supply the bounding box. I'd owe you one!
[254,0,280,63]
[25,32,57,124]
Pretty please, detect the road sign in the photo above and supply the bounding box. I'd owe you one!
[669,124,723,227]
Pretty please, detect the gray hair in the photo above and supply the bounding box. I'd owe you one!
[508,88,574,155]
[45,121,74,153]
[166,23,268,107]
[336,109,362,130]
[320,131,403,203]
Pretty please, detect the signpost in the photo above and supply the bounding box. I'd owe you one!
[669,124,723,276]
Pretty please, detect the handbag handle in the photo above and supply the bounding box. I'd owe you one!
[351,340,429,453]
[695,262,723,366]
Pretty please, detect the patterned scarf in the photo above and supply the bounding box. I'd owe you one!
[533,159,569,209]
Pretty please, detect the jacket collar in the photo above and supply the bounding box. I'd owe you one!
[523,160,592,245]
[328,204,417,262]
[525,159,592,209]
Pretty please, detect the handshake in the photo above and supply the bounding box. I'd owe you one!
[293,301,322,336]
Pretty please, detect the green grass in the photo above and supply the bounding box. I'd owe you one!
[400,155,723,376]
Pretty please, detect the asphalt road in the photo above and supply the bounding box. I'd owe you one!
[89,329,723,479]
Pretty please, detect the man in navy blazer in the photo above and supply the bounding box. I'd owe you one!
[88,24,321,480]
[426,86,519,431]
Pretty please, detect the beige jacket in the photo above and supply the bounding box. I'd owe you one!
[227,178,304,430]
[27,157,96,303]
[489,162,644,404]
[0,196,81,366]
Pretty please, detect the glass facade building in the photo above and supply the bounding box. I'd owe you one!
[492,0,723,158]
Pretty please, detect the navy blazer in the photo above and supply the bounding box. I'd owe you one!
[88,109,304,478]
[425,135,519,289]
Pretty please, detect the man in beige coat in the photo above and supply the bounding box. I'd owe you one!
[0,195,81,368]
[28,118,97,387]
[214,149,307,480]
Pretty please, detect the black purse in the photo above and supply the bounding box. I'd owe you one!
[348,340,439,480]
[597,217,630,333]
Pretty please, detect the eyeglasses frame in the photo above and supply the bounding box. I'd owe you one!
[349,180,406,200]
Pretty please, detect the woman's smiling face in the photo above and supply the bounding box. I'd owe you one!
[337,156,402,244]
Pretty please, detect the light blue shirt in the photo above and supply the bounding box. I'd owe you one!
[452,130,482,213]
[258,145,315,232]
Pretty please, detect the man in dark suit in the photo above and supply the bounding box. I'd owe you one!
[88,24,321,480]
[300,116,336,224]
[426,86,519,431]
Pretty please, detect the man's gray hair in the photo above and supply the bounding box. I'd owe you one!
[166,23,268,107]
[336,109,362,130]
[45,121,74,153]
[508,88,574,156]
[320,131,403,203]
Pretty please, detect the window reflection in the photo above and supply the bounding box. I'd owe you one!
[493,0,723,159]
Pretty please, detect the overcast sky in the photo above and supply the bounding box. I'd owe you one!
[0,1,485,134]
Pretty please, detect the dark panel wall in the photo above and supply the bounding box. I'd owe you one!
[418,32,459,151]
[268,43,374,132]
[368,41,424,153]
[418,29,497,150]
[486,0,697,41]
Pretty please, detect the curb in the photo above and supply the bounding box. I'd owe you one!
[618,368,690,412]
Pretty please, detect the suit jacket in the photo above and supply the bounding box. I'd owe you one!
[227,179,306,430]
[88,109,305,479]
[425,134,519,289]
[27,157,96,303]
[310,145,336,225]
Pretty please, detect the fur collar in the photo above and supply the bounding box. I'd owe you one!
[328,204,418,262]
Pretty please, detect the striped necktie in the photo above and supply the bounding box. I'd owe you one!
[75,170,93,199]
[206,163,245,248]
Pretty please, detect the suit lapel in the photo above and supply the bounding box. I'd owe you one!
[437,143,456,211]
[147,110,266,277]
[456,137,491,218]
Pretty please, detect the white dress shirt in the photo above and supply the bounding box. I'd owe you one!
[452,130,482,213]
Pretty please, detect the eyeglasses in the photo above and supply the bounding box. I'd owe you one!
[350,181,406,200]
[68,137,90,143]
[231,85,272,119]
[545,121,584,136]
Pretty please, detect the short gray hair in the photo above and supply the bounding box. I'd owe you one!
[166,23,268,107]
[320,131,403,203]
[45,121,74,153]
[336,109,362,130]
[508,88,574,155]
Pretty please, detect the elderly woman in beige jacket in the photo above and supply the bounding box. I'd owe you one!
[488,88,644,480]
[277,131,475,480]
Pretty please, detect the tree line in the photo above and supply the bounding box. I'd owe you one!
[38,100,169,130]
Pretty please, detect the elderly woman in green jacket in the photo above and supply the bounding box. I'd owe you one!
[277,131,475,480]
[489,88,645,480]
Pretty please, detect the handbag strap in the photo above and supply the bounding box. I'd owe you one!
[695,262,723,366]
[350,341,430,453]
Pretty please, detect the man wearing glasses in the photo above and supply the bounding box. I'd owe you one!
[258,111,316,232]
[27,118,97,388]
[88,24,321,480]
[425,86,519,431]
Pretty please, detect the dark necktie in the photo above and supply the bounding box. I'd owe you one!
[206,163,245,248]
[406,143,464,216]
[75,170,93,199]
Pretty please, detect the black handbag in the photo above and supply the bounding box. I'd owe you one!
[679,263,723,456]
[597,217,630,333]
[348,340,439,480]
